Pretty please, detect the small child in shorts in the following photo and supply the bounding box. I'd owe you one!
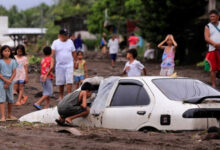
[157,34,177,76]
[74,51,88,89]
[123,49,147,76]
[33,46,54,110]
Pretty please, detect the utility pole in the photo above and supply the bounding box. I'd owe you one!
[40,7,44,34]
[208,0,216,11]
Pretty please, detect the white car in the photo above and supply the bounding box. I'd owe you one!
[20,76,220,131]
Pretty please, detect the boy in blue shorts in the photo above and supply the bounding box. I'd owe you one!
[34,46,54,110]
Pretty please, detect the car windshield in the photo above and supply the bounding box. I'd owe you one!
[152,78,220,101]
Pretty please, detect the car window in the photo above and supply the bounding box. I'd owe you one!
[137,87,150,105]
[111,84,150,106]
[153,78,220,101]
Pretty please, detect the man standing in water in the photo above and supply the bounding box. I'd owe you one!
[52,29,76,100]
[205,10,220,88]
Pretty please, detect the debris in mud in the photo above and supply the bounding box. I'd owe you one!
[202,126,220,140]
[28,64,41,73]
[57,128,82,136]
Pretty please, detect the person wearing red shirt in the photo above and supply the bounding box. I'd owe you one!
[128,33,139,49]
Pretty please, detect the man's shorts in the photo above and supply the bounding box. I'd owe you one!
[74,75,85,83]
[14,80,25,84]
[58,105,87,118]
[205,50,220,71]
[160,67,174,76]
[55,66,73,85]
[41,78,53,97]
[0,80,14,103]
[129,44,138,50]
[110,54,117,61]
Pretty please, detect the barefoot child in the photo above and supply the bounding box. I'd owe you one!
[56,82,93,126]
[33,46,54,110]
[74,51,88,89]
[157,34,177,76]
[0,45,17,121]
[14,45,28,106]
[123,49,147,76]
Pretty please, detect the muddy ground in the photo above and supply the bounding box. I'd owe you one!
[0,51,220,150]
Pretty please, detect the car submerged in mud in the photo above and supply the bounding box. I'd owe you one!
[20,76,220,131]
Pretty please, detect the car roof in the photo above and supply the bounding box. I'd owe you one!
[119,76,188,81]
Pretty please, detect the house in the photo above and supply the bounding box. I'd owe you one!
[0,16,46,47]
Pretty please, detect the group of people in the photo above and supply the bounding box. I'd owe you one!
[1,9,218,123]
[0,29,88,122]
[101,32,178,77]
[0,28,178,123]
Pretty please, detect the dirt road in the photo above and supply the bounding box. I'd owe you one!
[0,52,219,150]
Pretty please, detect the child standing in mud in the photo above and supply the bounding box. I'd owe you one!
[0,45,17,122]
[33,46,54,110]
[123,49,147,76]
[74,51,88,89]
[13,45,28,106]
[157,34,177,76]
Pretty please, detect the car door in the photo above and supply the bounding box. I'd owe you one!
[101,78,155,130]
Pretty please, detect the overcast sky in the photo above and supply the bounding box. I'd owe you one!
[0,0,57,10]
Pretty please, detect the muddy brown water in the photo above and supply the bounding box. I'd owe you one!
[0,53,220,150]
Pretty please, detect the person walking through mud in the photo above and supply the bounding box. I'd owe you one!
[51,29,76,101]
[55,82,93,126]
[33,46,54,110]
[13,45,28,106]
[0,45,17,122]
[74,34,83,52]
[123,49,147,76]
[100,33,107,55]
[158,34,177,76]
[107,34,119,68]
[204,10,220,88]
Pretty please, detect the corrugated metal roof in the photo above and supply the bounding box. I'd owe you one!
[5,28,47,35]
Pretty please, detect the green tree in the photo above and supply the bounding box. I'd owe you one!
[20,3,50,27]
[7,5,22,27]
[87,0,144,34]
[51,0,92,19]
[0,5,8,16]
[88,0,208,63]
[140,0,208,63]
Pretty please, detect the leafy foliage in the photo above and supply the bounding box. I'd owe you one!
[0,0,209,63]
[88,0,144,34]
[83,39,98,51]
[88,0,208,63]
[28,55,41,65]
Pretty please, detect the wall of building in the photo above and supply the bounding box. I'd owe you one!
[0,16,8,35]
